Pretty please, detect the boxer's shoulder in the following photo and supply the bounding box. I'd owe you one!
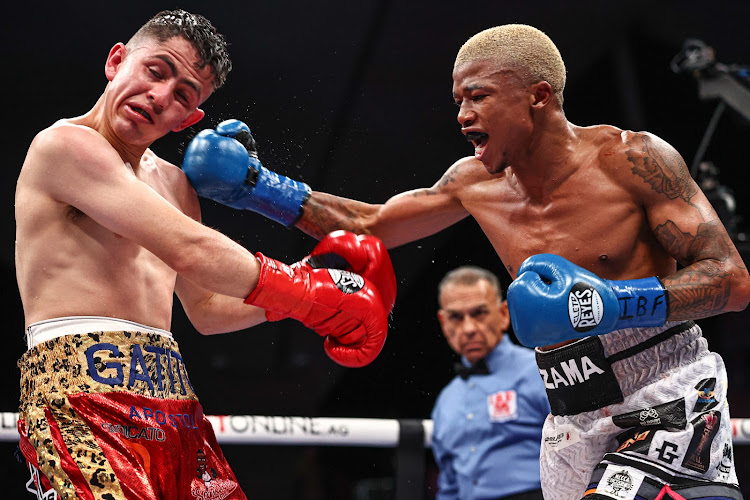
[28,120,105,159]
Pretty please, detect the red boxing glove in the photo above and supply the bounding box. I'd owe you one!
[304,230,397,313]
[245,253,388,367]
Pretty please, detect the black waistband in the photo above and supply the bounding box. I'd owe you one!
[537,321,696,416]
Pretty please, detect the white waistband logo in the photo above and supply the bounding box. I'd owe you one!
[539,356,606,389]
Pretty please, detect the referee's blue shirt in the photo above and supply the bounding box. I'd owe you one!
[431,335,550,500]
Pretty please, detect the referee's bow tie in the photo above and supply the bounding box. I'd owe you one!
[454,358,490,379]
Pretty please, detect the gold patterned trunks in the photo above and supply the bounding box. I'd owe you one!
[17,317,245,500]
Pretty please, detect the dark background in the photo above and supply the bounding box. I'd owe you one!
[3,1,750,498]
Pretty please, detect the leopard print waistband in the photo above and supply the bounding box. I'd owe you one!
[19,330,198,413]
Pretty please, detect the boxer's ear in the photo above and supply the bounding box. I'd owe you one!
[105,43,127,81]
[174,108,205,132]
[530,81,553,108]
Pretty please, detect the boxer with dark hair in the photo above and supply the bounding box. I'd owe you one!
[15,10,393,499]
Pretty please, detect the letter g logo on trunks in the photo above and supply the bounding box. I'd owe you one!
[568,282,604,332]
[327,269,364,294]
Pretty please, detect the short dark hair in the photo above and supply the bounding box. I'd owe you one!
[129,9,232,89]
[438,266,504,302]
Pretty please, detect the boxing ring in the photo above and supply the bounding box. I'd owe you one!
[2,412,749,499]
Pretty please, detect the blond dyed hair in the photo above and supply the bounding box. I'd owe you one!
[455,24,566,101]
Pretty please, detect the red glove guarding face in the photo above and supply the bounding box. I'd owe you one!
[245,253,388,367]
[303,230,397,313]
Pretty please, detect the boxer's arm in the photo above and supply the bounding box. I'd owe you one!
[174,229,399,335]
[295,160,472,248]
[629,132,750,318]
[183,119,471,247]
[182,120,470,244]
[24,124,259,299]
[174,277,268,334]
[172,168,269,334]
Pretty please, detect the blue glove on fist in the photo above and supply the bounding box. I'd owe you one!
[507,254,668,347]
[182,119,311,226]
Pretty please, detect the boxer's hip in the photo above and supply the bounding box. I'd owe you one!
[535,321,705,416]
[20,316,197,409]
[15,318,245,499]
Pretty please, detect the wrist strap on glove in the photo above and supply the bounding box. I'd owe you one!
[611,277,669,329]
[244,253,308,315]
[240,162,311,227]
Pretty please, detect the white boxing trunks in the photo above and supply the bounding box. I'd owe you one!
[536,321,743,500]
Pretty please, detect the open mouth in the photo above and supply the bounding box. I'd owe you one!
[130,105,152,123]
[465,131,489,158]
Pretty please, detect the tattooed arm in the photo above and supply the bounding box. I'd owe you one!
[295,159,472,248]
[625,132,750,320]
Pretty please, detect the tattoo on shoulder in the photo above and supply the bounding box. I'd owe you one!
[412,164,461,197]
[410,188,438,197]
[625,134,697,205]
[438,166,459,187]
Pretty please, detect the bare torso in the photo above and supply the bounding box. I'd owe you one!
[453,124,676,282]
[15,119,196,330]
[434,125,677,349]
[299,110,748,347]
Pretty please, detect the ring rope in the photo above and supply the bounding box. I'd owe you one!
[1,412,749,446]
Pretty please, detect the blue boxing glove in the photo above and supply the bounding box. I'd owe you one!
[182,119,311,226]
[507,254,669,347]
